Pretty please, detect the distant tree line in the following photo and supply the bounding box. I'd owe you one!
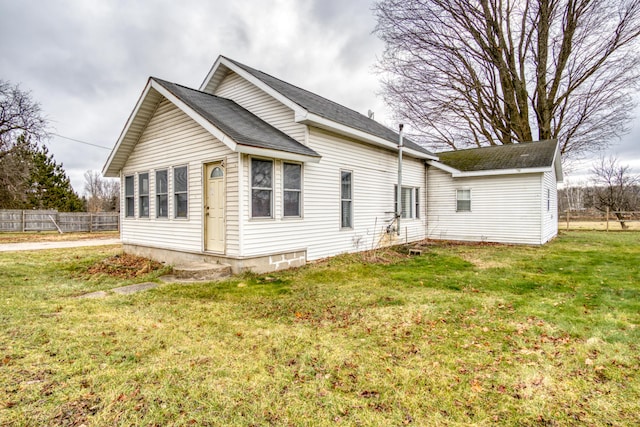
[559,157,640,229]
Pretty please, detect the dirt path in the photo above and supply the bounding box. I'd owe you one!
[0,238,121,252]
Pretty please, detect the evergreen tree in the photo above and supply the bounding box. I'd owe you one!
[25,145,84,212]
[0,133,34,208]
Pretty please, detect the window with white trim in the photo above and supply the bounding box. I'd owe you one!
[341,170,353,228]
[124,175,134,218]
[456,189,471,212]
[156,169,168,218]
[251,158,273,218]
[283,162,302,217]
[394,186,420,218]
[138,172,149,218]
[174,166,188,218]
[547,188,551,211]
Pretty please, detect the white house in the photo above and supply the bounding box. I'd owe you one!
[103,55,563,273]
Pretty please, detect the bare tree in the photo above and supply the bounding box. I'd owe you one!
[590,156,640,228]
[373,0,640,159]
[0,81,49,208]
[84,170,120,212]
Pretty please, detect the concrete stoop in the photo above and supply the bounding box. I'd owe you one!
[161,262,232,283]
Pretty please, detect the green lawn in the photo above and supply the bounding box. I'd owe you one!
[1,232,639,426]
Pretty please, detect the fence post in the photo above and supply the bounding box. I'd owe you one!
[21,210,25,232]
[566,210,570,231]
[606,207,609,232]
[89,213,93,233]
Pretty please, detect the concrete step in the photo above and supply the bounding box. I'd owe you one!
[171,262,232,281]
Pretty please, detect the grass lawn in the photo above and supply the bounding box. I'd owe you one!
[1,231,638,426]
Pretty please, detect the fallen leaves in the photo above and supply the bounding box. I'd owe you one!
[84,254,164,279]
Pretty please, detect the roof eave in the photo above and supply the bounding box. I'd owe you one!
[427,160,553,177]
[237,145,321,163]
[298,112,438,160]
[201,56,305,115]
[102,79,159,177]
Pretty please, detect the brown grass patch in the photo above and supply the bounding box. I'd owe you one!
[85,254,165,279]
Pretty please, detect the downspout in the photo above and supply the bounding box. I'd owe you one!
[397,124,404,236]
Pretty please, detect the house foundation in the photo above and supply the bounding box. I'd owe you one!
[123,244,306,274]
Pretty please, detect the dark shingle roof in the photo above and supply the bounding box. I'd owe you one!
[436,140,558,171]
[223,57,434,157]
[152,78,320,158]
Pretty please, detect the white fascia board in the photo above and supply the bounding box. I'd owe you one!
[150,80,238,153]
[452,167,552,177]
[298,112,438,160]
[207,57,306,117]
[236,145,321,163]
[198,55,225,92]
[102,80,155,177]
[427,160,550,177]
[426,160,460,175]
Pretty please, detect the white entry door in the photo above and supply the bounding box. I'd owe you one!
[205,162,225,252]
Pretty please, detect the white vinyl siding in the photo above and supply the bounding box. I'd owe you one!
[427,167,544,244]
[120,99,239,256]
[215,72,307,143]
[238,127,427,260]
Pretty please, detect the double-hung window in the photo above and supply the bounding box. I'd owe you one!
[156,170,168,218]
[251,158,273,218]
[456,189,471,212]
[395,186,420,218]
[174,166,188,218]
[125,175,135,217]
[283,162,302,217]
[138,173,149,218]
[341,170,353,228]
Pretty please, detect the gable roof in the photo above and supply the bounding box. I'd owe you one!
[152,78,319,158]
[102,78,320,177]
[200,56,437,160]
[429,140,563,180]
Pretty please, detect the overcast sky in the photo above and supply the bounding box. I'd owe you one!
[1,0,638,194]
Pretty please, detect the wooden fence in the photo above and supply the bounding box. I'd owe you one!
[0,210,119,233]
[562,209,640,231]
